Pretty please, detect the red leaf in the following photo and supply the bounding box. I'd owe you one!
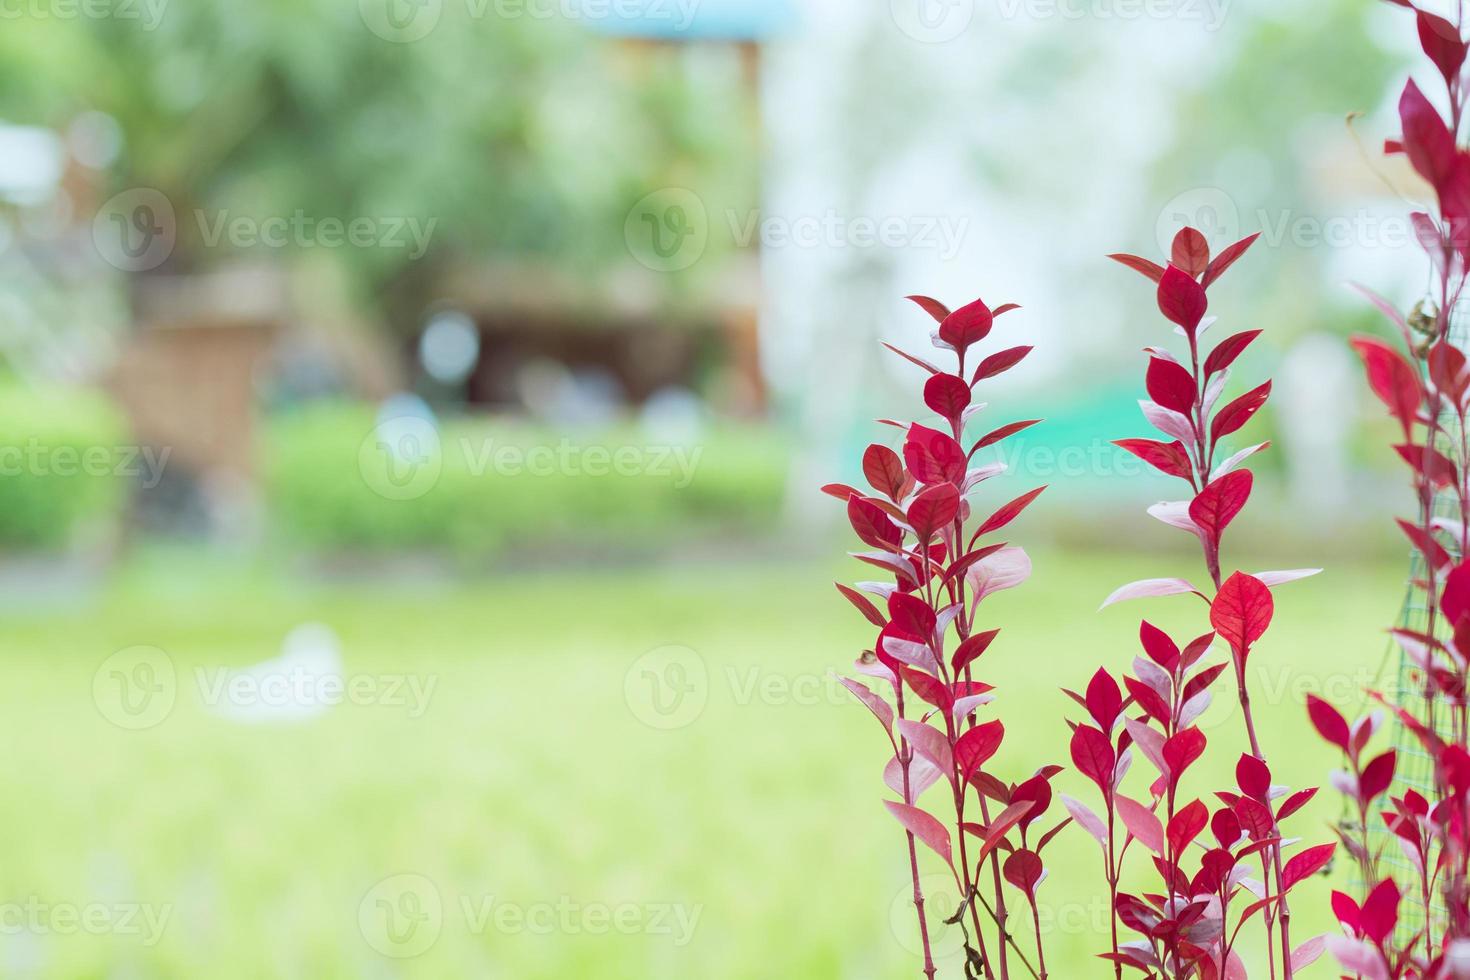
[1210,572,1274,653]
[1189,471,1253,545]
[862,444,906,500]
[903,424,966,485]
[1393,443,1457,487]
[1441,559,1470,623]
[923,373,971,419]
[976,486,1047,536]
[939,297,994,349]
[1003,849,1045,895]
[907,483,960,541]
[1200,233,1260,289]
[1235,753,1271,800]
[1108,252,1166,283]
[1397,517,1452,571]
[1399,78,1457,191]
[1417,9,1467,87]
[884,801,954,871]
[1305,694,1350,750]
[1085,667,1123,731]
[1167,799,1209,856]
[972,800,1036,867]
[1204,330,1262,376]
[956,719,1005,779]
[1163,727,1207,780]
[1157,264,1208,334]
[1210,381,1271,441]
[1351,336,1423,435]
[821,482,862,501]
[1359,878,1400,944]
[835,583,886,627]
[1360,750,1397,802]
[1139,620,1181,670]
[848,495,903,550]
[882,341,940,375]
[1070,724,1116,793]
[972,345,1033,382]
[1171,227,1210,278]
[971,419,1042,454]
[1147,356,1198,414]
[905,294,951,323]
[951,628,1000,673]
[904,668,954,711]
[1114,438,1194,481]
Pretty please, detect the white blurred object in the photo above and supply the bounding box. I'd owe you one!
[207,623,344,725]
[0,125,63,205]
[418,310,480,385]
[1279,333,1354,515]
[516,359,623,426]
[639,386,706,445]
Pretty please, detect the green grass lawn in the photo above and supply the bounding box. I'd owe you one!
[0,547,1405,978]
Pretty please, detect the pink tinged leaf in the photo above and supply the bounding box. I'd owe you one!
[906,483,960,542]
[962,462,1007,493]
[838,675,894,733]
[884,801,954,871]
[966,546,1032,603]
[1189,470,1253,545]
[1003,850,1045,896]
[955,719,1005,779]
[897,719,953,780]
[1210,381,1271,441]
[1147,500,1206,542]
[1251,568,1321,587]
[1210,441,1269,479]
[1115,794,1165,855]
[976,486,1047,536]
[1140,400,1196,443]
[1108,252,1166,282]
[1171,227,1210,277]
[1325,936,1390,980]
[938,296,993,349]
[1100,577,1202,609]
[884,752,941,803]
[1306,694,1351,751]
[835,583,887,627]
[1204,329,1263,377]
[862,444,906,500]
[1417,9,1468,87]
[1210,572,1274,654]
[905,294,951,323]
[923,373,972,420]
[1115,438,1195,481]
[882,341,941,376]
[854,656,897,686]
[1157,263,1208,334]
[972,345,1034,383]
[903,424,967,485]
[1348,284,1409,336]
[1146,357,1198,414]
[1200,233,1260,289]
[882,636,940,674]
[1060,793,1109,849]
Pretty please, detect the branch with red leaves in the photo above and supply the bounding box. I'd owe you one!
[1317,4,1470,974]
[1060,226,1331,979]
[826,293,1060,979]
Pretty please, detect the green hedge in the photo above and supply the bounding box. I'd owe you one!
[264,403,789,558]
[0,383,129,549]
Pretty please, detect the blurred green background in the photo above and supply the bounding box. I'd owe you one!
[0,0,1436,975]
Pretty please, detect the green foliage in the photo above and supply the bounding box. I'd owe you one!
[0,383,128,549]
[265,402,787,559]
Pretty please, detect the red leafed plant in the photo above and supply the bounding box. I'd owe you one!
[1058,227,1333,978]
[826,293,1059,979]
[1310,3,1470,975]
